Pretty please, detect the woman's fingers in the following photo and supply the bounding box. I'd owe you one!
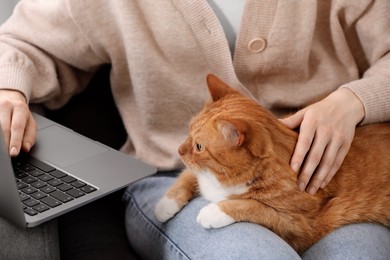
[0,104,13,151]
[320,143,351,188]
[301,134,341,194]
[279,88,364,195]
[279,109,306,130]
[280,109,309,173]
[22,112,37,152]
[9,103,29,155]
[0,90,35,156]
[289,112,315,174]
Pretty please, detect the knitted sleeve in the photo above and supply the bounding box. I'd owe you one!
[340,0,390,125]
[0,0,105,108]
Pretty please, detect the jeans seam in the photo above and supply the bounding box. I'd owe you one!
[125,190,191,260]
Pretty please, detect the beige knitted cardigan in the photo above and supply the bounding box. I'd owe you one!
[0,0,389,169]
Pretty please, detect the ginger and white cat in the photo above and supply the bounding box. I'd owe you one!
[154,74,390,253]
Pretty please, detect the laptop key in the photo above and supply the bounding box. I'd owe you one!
[50,191,74,203]
[12,160,23,168]
[61,175,77,183]
[31,191,47,200]
[40,185,56,194]
[71,180,86,188]
[19,192,30,201]
[66,188,85,198]
[29,169,45,177]
[19,163,36,172]
[23,198,40,207]
[21,186,37,195]
[15,172,29,179]
[38,174,53,182]
[21,176,37,184]
[41,196,62,208]
[17,181,28,190]
[26,157,55,172]
[58,183,72,192]
[47,178,63,187]
[31,180,47,189]
[50,170,67,179]
[24,208,38,216]
[80,185,97,194]
[33,204,50,213]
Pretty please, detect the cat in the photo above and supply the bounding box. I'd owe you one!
[154,74,390,254]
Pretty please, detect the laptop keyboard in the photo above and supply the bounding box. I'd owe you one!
[12,154,97,216]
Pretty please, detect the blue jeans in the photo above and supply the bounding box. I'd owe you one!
[123,172,390,260]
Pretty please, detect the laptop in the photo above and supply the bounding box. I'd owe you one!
[0,112,156,228]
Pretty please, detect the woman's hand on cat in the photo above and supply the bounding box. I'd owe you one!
[280,88,364,195]
[0,89,36,156]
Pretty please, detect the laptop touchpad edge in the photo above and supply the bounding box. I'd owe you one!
[31,125,108,168]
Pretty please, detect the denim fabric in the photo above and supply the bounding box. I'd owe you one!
[302,223,390,260]
[124,172,390,260]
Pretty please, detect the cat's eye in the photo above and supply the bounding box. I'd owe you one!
[196,143,204,152]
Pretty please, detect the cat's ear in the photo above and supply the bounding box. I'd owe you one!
[217,120,246,147]
[206,74,237,102]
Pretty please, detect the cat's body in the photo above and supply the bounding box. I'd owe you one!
[154,74,390,254]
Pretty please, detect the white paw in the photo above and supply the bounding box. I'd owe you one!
[196,203,235,228]
[154,196,181,222]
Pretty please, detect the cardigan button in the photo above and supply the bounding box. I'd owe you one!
[248,38,267,53]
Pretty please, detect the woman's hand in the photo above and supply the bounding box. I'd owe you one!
[280,88,365,195]
[0,89,36,156]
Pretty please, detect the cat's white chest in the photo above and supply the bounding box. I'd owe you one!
[197,171,248,202]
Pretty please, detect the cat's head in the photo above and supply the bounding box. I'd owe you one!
[178,74,296,184]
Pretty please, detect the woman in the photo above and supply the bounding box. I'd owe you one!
[0,0,389,259]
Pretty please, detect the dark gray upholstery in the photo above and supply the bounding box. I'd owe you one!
[0,218,60,260]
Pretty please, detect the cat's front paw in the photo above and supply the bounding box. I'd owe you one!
[154,195,181,222]
[197,203,235,228]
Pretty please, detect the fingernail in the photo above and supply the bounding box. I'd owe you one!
[10,146,18,156]
[24,142,31,151]
[298,181,306,191]
[291,163,299,173]
[309,187,317,195]
[320,181,327,189]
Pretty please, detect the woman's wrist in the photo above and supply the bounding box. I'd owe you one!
[330,88,365,126]
[0,89,27,103]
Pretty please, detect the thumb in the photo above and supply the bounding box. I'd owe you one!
[279,109,306,129]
